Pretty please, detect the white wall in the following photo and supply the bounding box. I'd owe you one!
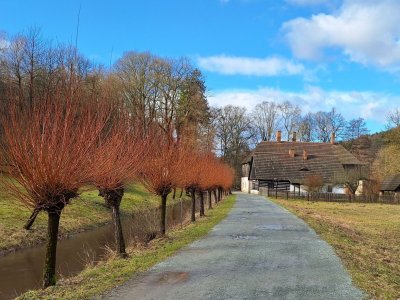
[290,184,346,194]
[241,177,249,193]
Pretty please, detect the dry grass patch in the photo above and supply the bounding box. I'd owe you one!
[272,198,400,299]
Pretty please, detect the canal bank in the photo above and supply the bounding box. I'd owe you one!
[0,184,192,299]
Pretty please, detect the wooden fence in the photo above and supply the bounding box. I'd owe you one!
[259,187,400,204]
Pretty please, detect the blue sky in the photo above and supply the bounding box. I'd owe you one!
[1,0,400,132]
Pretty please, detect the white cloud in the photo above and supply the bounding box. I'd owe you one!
[207,86,399,127]
[197,55,304,76]
[283,0,400,69]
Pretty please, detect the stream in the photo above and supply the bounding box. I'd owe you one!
[0,222,116,300]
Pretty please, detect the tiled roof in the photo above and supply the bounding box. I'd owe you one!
[380,174,400,191]
[247,141,362,184]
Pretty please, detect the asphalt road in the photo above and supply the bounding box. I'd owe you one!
[103,193,363,300]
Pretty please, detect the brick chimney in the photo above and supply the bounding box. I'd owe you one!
[303,149,308,160]
[277,130,282,143]
[292,131,297,142]
[289,149,295,158]
[331,132,336,144]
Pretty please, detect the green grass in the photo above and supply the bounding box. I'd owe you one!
[270,198,400,299]
[18,194,236,300]
[0,182,182,254]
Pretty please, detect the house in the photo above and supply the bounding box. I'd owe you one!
[380,174,400,196]
[241,131,363,195]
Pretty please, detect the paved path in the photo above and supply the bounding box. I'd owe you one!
[103,193,363,300]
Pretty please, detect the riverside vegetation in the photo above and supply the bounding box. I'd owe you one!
[0,183,180,255]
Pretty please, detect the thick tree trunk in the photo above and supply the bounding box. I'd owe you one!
[111,204,126,257]
[102,188,127,258]
[208,190,212,209]
[199,191,205,217]
[24,208,40,230]
[213,189,218,205]
[160,193,168,235]
[191,189,196,222]
[42,210,61,288]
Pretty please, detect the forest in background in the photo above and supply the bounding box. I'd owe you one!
[1,28,399,188]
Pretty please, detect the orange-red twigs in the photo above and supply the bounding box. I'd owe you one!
[140,128,186,235]
[0,83,110,288]
[89,100,148,257]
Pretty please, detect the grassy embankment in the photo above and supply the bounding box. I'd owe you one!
[0,182,181,255]
[271,198,400,299]
[18,194,236,300]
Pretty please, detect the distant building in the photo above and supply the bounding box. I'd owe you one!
[380,174,400,196]
[241,131,363,195]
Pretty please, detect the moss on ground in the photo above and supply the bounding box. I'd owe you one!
[271,198,400,300]
[18,194,236,300]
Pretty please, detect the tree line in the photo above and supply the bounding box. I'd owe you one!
[0,28,233,289]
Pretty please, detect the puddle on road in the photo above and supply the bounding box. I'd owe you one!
[152,271,189,285]
[230,234,259,240]
[254,224,309,232]
[255,224,284,230]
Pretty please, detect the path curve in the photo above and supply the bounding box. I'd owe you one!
[103,193,363,300]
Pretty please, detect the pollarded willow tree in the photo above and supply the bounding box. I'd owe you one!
[140,131,184,235]
[217,163,235,200]
[89,101,148,257]
[197,154,221,210]
[178,149,206,222]
[0,86,109,288]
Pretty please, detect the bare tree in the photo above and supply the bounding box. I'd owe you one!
[212,105,252,187]
[327,108,347,140]
[115,53,208,142]
[345,118,369,140]
[386,108,400,129]
[278,100,301,141]
[313,111,330,142]
[250,101,280,143]
[297,112,315,142]
[114,52,161,133]
[313,108,346,142]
